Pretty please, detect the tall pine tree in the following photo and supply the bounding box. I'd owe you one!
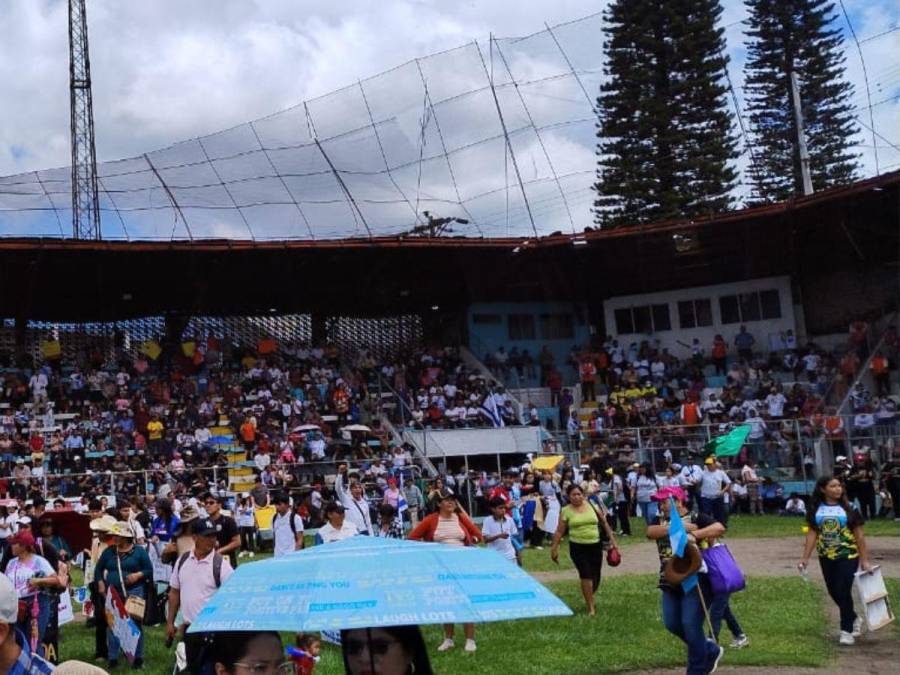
[593,0,737,228]
[743,0,859,201]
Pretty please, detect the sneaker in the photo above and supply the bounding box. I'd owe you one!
[464,639,477,653]
[534,546,543,550]
[852,617,863,637]
[437,639,455,652]
[730,634,749,649]
[709,644,725,674]
[249,552,255,558]
[839,631,855,645]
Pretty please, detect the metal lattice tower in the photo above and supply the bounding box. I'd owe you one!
[68,0,101,240]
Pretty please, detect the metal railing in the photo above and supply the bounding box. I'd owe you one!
[0,456,427,501]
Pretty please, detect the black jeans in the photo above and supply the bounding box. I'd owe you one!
[239,526,256,552]
[819,556,858,633]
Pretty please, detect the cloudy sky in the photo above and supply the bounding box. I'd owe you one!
[0,0,897,239]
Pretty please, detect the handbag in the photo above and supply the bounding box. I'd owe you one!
[701,543,746,595]
[606,546,622,567]
[116,552,146,623]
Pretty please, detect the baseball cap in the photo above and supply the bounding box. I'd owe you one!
[191,518,218,537]
[835,455,847,462]
[16,516,32,526]
[704,457,715,465]
[9,531,35,548]
[0,573,16,623]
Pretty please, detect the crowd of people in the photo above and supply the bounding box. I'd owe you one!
[0,324,895,673]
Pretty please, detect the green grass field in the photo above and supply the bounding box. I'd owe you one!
[55,517,897,673]
[59,575,835,674]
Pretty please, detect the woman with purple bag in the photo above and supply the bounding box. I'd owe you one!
[700,530,750,649]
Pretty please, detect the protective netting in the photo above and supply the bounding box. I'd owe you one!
[0,13,606,240]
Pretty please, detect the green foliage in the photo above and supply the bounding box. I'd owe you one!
[743,0,859,200]
[593,0,738,227]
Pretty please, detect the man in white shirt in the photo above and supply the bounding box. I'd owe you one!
[765,388,786,419]
[167,518,235,667]
[335,465,374,535]
[783,492,807,516]
[271,493,304,557]
[316,503,358,544]
[679,457,703,511]
[699,458,731,524]
[29,371,49,402]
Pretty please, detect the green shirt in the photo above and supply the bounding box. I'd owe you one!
[561,504,600,545]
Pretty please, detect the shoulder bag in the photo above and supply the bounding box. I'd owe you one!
[116,551,146,622]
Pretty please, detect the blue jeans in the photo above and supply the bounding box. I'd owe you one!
[640,500,658,525]
[16,594,50,656]
[661,589,720,675]
[108,585,145,662]
[709,592,743,640]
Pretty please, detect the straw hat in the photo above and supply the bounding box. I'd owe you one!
[663,543,703,586]
[89,514,118,533]
[109,521,134,538]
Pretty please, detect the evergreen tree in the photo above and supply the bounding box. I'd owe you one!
[743,0,859,201]
[593,0,738,228]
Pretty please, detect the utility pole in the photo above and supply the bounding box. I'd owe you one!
[69,0,102,239]
[789,70,814,196]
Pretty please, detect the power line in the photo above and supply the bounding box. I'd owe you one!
[839,0,880,174]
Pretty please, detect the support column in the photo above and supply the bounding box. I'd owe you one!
[311,312,327,347]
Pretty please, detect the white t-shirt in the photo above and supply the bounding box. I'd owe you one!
[765,393,786,417]
[272,511,304,557]
[700,469,731,499]
[481,515,518,561]
[318,521,358,544]
[5,554,55,597]
[0,515,17,539]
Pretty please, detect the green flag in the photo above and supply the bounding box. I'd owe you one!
[704,424,752,458]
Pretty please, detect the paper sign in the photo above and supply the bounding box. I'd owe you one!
[58,590,75,626]
[149,541,173,585]
[106,587,141,664]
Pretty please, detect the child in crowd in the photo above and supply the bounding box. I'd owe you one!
[288,633,321,675]
[481,496,521,566]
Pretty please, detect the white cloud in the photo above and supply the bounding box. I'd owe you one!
[0,0,896,238]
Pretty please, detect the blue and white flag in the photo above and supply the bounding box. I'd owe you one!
[668,496,698,592]
[397,493,408,514]
[481,393,505,428]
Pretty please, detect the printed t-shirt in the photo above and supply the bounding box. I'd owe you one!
[814,504,860,560]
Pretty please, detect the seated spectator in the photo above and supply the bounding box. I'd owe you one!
[783,492,806,516]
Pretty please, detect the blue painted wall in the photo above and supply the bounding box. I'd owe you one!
[466,302,591,387]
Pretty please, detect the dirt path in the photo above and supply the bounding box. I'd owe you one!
[534,537,900,675]
[532,536,900,584]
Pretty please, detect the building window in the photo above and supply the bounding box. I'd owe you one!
[719,290,781,324]
[539,313,574,340]
[652,304,672,331]
[472,313,502,325]
[614,305,672,335]
[760,289,782,319]
[678,299,713,329]
[507,314,535,340]
[614,308,634,335]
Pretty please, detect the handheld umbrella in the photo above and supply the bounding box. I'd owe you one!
[188,536,572,633]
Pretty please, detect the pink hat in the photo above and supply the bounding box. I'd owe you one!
[651,486,687,503]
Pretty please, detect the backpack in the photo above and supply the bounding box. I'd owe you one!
[176,551,224,588]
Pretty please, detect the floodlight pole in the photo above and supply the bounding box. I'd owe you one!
[68,0,102,239]
[789,71,814,197]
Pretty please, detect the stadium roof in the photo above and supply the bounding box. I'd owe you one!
[1,170,897,324]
